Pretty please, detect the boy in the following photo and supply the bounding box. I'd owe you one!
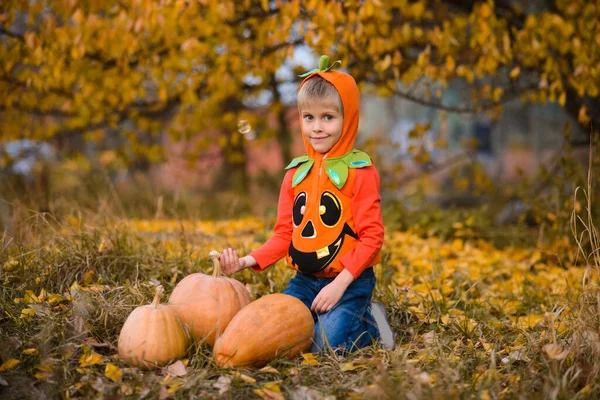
[220,56,394,353]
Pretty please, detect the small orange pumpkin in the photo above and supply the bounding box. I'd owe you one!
[118,285,190,369]
[213,293,314,368]
[168,250,252,346]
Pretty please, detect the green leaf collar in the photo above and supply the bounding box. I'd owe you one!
[285,149,372,189]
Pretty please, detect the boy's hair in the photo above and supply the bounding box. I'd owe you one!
[298,76,344,115]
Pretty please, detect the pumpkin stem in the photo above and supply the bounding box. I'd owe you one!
[152,285,164,308]
[209,250,222,277]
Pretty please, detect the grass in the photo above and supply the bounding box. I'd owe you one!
[1,146,600,399]
[1,208,599,400]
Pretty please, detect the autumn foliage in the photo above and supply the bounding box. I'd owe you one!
[1,0,598,165]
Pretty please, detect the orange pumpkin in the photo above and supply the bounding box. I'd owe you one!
[168,250,252,346]
[213,293,314,368]
[118,286,190,370]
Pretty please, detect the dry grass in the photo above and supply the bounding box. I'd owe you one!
[2,144,600,399]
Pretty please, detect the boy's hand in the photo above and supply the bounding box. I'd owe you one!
[219,248,257,275]
[311,269,354,314]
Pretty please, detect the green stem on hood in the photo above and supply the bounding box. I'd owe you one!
[298,55,342,78]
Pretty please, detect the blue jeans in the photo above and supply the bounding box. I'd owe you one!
[283,268,380,353]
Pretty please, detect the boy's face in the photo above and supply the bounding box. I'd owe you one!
[300,100,343,154]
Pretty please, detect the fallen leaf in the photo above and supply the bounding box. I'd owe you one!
[0,359,20,372]
[22,348,39,356]
[33,372,51,381]
[263,382,282,393]
[258,366,279,374]
[340,362,367,372]
[452,238,463,251]
[263,389,285,400]
[79,346,103,367]
[234,372,256,384]
[82,270,95,285]
[36,362,54,373]
[0,376,7,386]
[301,353,320,366]
[20,307,36,319]
[105,363,122,383]
[166,360,187,377]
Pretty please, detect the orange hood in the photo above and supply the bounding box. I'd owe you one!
[298,70,360,160]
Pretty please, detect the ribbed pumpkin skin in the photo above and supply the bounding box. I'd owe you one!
[118,301,190,370]
[213,293,314,368]
[168,273,252,346]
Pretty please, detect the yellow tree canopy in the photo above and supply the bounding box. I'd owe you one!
[1,0,598,163]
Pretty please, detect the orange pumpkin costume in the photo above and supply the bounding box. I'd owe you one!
[250,65,383,279]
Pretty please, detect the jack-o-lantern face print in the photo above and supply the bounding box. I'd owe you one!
[289,190,358,274]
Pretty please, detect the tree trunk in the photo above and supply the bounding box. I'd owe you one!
[212,96,249,194]
[269,74,293,166]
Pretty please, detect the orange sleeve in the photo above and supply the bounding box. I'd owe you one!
[249,169,295,271]
[340,166,384,279]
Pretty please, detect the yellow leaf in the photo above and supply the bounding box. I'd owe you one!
[33,372,50,381]
[479,3,491,18]
[79,347,103,367]
[530,250,542,264]
[263,382,281,392]
[340,361,367,372]
[446,55,456,71]
[36,363,53,373]
[3,258,18,271]
[452,238,463,251]
[20,308,36,319]
[24,290,40,303]
[0,359,20,372]
[558,92,566,106]
[509,67,520,79]
[301,353,319,365]
[48,293,65,305]
[105,363,122,383]
[22,348,39,356]
[82,270,95,285]
[578,106,590,124]
[235,373,256,384]
[515,313,545,329]
[378,54,392,71]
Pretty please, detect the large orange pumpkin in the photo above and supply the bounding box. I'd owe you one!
[168,250,252,346]
[118,286,190,370]
[213,293,314,368]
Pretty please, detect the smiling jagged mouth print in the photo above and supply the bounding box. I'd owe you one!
[288,223,358,274]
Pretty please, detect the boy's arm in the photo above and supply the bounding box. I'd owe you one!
[248,169,295,271]
[339,166,384,279]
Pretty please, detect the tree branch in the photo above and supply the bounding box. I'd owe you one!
[0,26,24,42]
